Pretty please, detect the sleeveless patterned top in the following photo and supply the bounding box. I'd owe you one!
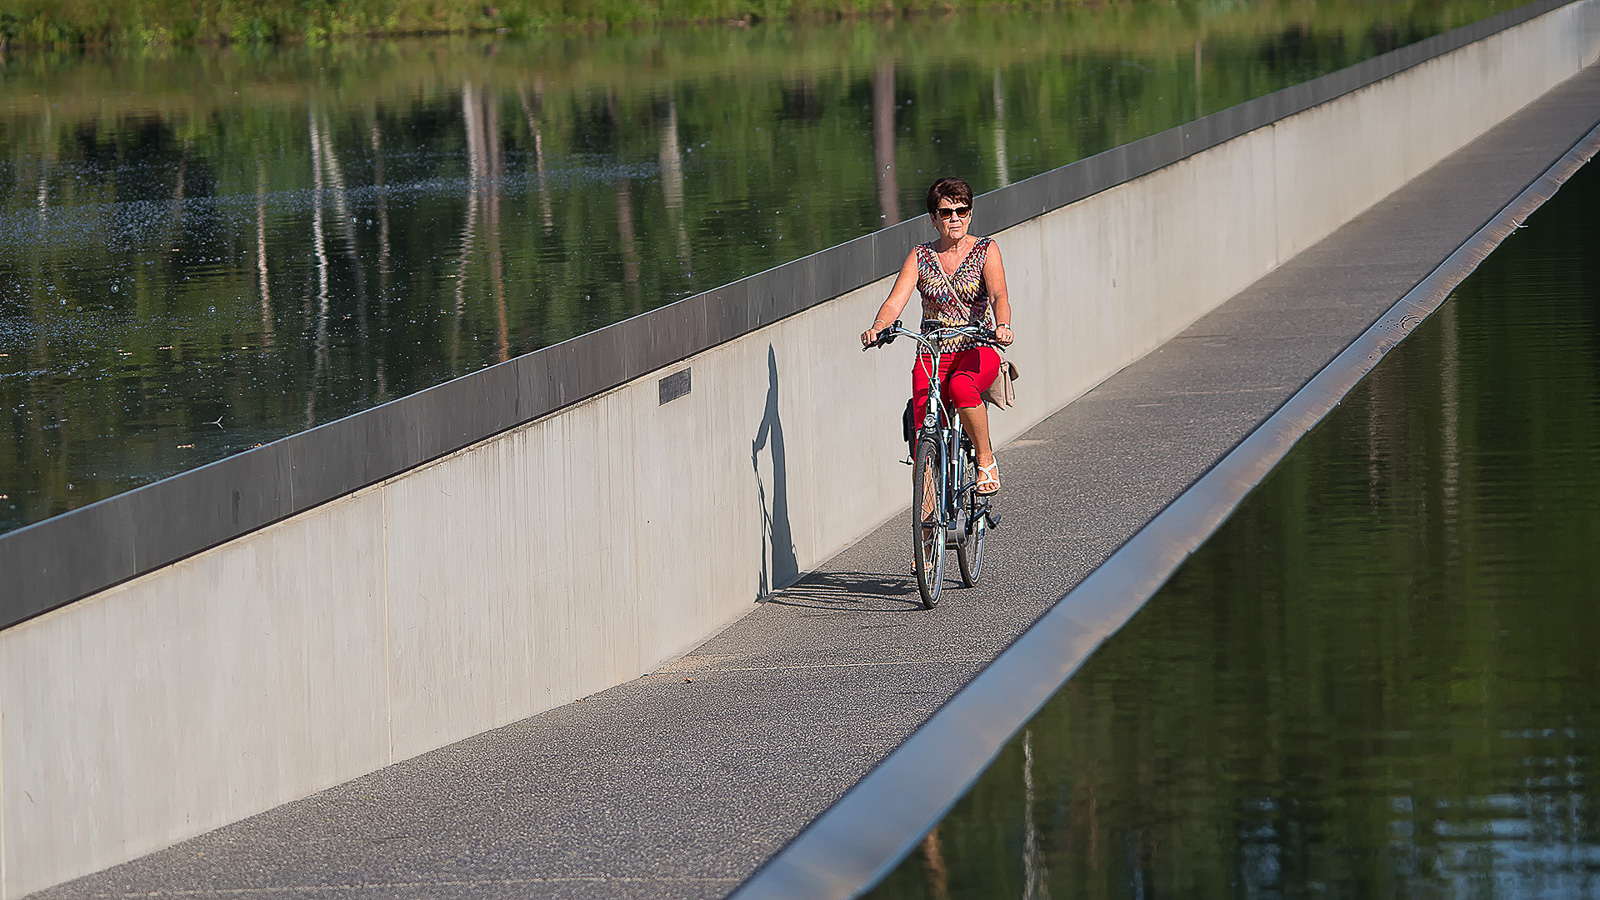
[916,236,995,353]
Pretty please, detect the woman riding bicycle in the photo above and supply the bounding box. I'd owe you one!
[860,177,1014,495]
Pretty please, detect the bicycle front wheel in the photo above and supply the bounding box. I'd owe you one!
[912,435,945,609]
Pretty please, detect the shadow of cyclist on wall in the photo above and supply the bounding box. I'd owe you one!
[753,345,799,598]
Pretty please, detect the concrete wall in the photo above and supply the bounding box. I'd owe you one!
[6,2,1600,895]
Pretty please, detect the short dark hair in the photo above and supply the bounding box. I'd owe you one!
[925,177,973,217]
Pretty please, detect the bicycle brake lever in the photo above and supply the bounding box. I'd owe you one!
[862,320,902,350]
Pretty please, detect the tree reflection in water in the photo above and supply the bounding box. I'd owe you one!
[0,0,1527,532]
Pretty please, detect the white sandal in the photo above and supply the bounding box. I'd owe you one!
[976,462,1000,496]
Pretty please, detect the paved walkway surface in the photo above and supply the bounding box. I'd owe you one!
[36,66,1600,900]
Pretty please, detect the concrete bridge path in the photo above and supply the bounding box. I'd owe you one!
[33,64,1600,900]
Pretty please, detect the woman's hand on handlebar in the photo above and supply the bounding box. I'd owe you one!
[861,319,900,349]
[994,323,1014,347]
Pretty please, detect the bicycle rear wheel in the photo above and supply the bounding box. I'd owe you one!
[956,493,987,586]
[911,435,945,609]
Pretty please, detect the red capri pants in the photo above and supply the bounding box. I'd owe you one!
[911,346,1001,431]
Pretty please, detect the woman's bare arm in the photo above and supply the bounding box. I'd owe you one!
[861,250,921,346]
[984,242,1014,346]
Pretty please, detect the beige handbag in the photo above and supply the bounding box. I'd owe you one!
[983,357,1020,409]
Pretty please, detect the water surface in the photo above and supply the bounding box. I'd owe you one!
[0,0,1526,532]
[866,157,1600,898]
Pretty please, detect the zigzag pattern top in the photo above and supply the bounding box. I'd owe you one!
[916,236,995,353]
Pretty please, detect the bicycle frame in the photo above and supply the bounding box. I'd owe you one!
[871,321,996,523]
[865,319,1000,607]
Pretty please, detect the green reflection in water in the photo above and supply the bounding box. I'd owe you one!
[0,0,1524,532]
[866,159,1600,898]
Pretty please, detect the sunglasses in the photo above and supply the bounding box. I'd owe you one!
[935,205,972,220]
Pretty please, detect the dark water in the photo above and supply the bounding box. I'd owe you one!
[865,160,1600,898]
[0,0,1525,533]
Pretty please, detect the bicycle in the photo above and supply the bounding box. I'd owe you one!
[865,320,1002,609]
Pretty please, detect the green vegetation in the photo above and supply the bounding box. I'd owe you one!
[6,0,1106,47]
[0,0,1527,44]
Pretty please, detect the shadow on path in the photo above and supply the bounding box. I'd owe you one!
[764,569,926,612]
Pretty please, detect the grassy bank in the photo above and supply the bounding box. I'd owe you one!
[3,0,1512,109]
[0,0,1095,46]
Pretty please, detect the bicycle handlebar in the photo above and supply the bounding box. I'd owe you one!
[863,320,1000,352]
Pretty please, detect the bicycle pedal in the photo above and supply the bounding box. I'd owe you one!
[985,511,1002,528]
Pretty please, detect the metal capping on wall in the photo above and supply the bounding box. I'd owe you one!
[0,0,1572,631]
[726,99,1600,900]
